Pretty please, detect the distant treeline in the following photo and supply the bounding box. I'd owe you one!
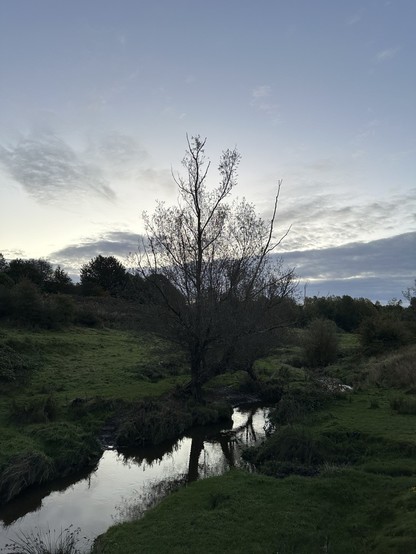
[0,253,414,352]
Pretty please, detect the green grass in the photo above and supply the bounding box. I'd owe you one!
[94,469,416,553]
[0,325,188,502]
[1,326,186,401]
[95,340,416,553]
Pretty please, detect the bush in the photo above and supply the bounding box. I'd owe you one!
[45,294,76,328]
[115,400,193,447]
[390,396,416,415]
[31,422,102,472]
[269,386,333,426]
[75,306,103,327]
[244,425,332,467]
[359,315,411,353]
[0,284,13,318]
[0,451,54,504]
[11,279,45,326]
[302,318,339,367]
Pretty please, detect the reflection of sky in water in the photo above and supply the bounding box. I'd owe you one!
[0,407,267,552]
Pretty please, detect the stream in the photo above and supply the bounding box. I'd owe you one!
[0,405,268,552]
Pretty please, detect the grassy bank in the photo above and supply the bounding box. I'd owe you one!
[95,341,416,553]
[94,468,416,553]
[0,325,188,504]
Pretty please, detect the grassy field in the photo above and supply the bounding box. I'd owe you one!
[95,339,416,554]
[0,325,188,503]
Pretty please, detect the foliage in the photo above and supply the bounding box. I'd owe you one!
[138,135,296,398]
[268,386,333,426]
[0,253,7,272]
[303,295,377,331]
[115,400,193,447]
[302,318,339,367]
[11,279,45,325]
[46,266,74,294]
[359,315,411,353]
[0,272,14,288]
[80,255,127,296]
[46,294,76,328]
[0,450,55,504]
[390,396,416,415]
[6,258,54,289]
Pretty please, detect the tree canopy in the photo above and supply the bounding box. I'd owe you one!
[138,136,297,398]
[80,255,127,296]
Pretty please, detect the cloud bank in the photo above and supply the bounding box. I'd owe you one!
[50,228,414,304]
[50,231,146,272]
[281,232,415,303]
[0,131,116,203]
[274,188,416,251]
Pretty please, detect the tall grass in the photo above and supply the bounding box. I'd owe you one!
[365,344,416,389]
[4,526,86,554]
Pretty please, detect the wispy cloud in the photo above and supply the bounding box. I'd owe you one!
[269,186,416,252]
[49,231,146,273]
[376,46,400,62]
[0,131,115,204]
[250,85,279,123]
[346,10,363,25]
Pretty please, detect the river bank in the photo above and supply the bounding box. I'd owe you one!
[95,384,416,554]
[0,405,269,552]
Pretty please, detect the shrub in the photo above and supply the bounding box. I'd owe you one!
[75,306,102,327]
[115,400,193,447]
[11,279,45,326]
[269,386,332,426]
[390,396,416,415]
[0,273,14,288]
[359,315,411,353]
[31,422,102,472]
[302,318,339,367]
[244,425,332,467]
[0,451,54,504]
[0,284,13,318]
[41,294,76,329]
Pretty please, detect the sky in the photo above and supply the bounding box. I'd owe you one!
[0,0,415,303]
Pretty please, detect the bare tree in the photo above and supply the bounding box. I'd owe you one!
[138,135,296,399]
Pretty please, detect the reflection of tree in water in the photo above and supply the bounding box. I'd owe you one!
[114,407,267,523]
[113,473,188,523]
[187,407,263,482]
[118,436,182,470]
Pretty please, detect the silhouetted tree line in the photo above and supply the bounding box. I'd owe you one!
[1,252,414,331]
[0,253,184,328]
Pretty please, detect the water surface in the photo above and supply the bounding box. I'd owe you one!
[0,405,267,551]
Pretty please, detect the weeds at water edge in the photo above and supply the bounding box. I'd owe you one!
[2,525,88,554]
